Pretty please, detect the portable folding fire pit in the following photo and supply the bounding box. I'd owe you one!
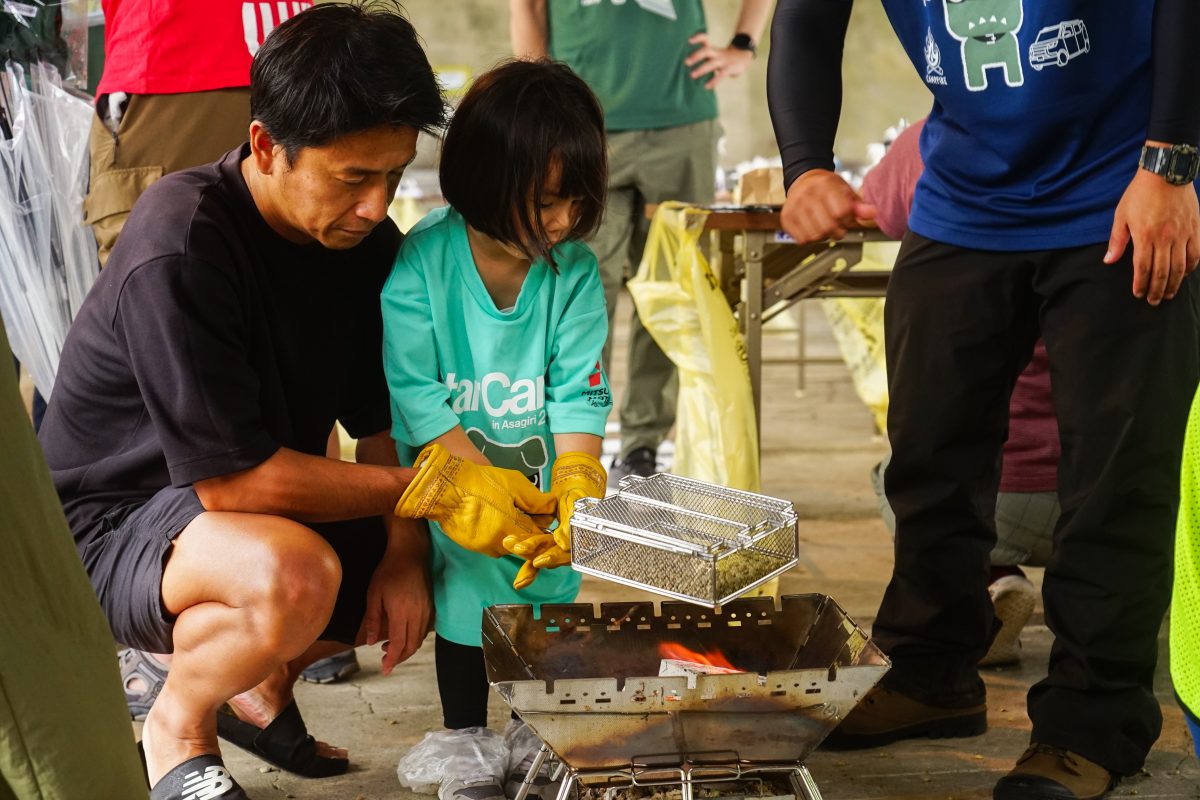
[482,595,889,800]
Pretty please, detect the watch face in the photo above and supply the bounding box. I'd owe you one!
[1167,145,1200,185]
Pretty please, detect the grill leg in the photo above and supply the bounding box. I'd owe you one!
[788,766,823,800]
[680,775,694,800]
[513,744,552,800]
[553,770,578,800]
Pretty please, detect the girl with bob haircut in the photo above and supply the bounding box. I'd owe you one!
[383,60,611,800]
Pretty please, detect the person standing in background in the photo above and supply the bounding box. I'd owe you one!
[85,0,309,265]
[769,1,1200,797]
[510,0,772,482]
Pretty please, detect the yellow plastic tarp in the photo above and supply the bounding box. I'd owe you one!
[819,241,899,434]
[626,202,760,492]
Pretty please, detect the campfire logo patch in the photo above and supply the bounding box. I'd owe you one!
[924,27,947,85]
[943,0,1024,91]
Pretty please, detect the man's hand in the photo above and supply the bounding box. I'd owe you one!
[360,554,431,675]
[1105,166,1200,305]
[394,443,556,557]
[685,33,753,89]
[780,169,878,245]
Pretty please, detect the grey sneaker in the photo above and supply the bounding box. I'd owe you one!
[440,778,508,800]
[119,648,168,721]
[610,447,656,484]
[441,777,506,800]
[504,720,562,800]
[300,649,360,683]
[981,574,1038,667]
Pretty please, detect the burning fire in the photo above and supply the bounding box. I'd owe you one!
[658,642,742,674]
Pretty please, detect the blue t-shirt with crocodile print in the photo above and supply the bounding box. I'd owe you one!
[882,0,1154,250]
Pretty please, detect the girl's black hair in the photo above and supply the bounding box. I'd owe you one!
[439,59,607,267]
[250,1,446,161]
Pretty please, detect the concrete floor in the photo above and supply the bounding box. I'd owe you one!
[176,300,1200,798]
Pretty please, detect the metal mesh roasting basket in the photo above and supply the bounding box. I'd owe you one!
[571,474,799,607]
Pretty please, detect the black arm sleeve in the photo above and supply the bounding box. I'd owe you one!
[1148,0,1200,145]
[767,0,854,190]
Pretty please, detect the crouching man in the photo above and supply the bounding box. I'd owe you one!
[37,3,556,797]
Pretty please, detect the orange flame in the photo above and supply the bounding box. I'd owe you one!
[658,642,742,673]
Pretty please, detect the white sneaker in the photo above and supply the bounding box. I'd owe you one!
[503,720,562,800]
[981,574,1038,667]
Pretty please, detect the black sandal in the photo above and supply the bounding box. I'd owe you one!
[119,648,168,721]
[216,699,349,778]
[149,753,251,800]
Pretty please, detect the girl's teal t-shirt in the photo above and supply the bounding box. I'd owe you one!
[381,206,612,646]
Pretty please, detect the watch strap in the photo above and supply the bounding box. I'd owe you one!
[1140,144,1200,185]
[730,32,756,54]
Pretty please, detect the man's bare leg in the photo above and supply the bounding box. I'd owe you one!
[141,511,342,786]
[223,639,355,760]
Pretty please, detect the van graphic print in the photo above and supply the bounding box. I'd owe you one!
[943,0,1024,91]
[1029,20,1089,70]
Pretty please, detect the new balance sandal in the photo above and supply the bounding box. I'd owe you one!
[149,754,250,800]
[216,699,348,777]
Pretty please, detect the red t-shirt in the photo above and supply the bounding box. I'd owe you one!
[860,119,1059,493]
[96,0,313,96]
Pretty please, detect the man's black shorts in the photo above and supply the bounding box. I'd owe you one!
[80,486,387,654]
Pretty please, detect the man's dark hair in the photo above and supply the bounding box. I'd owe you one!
[250,1,446,158]
[439,59,607,267]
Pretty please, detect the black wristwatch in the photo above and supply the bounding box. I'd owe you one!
[1139,143,1200,185]
[729,32,756,55]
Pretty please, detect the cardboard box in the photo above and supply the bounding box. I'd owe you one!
[736,166,786,206]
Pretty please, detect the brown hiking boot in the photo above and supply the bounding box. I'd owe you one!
[821,684,987,750]
[993,744,1116,800]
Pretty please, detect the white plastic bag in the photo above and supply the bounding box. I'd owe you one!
[397,727,510,795]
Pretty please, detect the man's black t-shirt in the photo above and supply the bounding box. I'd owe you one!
[39,145,399,546]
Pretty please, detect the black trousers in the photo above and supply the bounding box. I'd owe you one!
[436,635,491,729]
[876,233,1200,775]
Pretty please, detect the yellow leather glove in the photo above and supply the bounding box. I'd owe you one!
[395,444,557,558]
[548,452,607,553]
[506,533,571,590]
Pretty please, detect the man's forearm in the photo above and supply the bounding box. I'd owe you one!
[357,432,432,562]
[767,0,853,188]
[194,444,416,523]
[510,0,548,59]
[1149,0,1200,146]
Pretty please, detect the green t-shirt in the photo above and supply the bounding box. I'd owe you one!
[381,206,612,646]
[548,0,719,131]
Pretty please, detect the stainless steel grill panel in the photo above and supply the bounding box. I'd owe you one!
[482,596,890,776]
